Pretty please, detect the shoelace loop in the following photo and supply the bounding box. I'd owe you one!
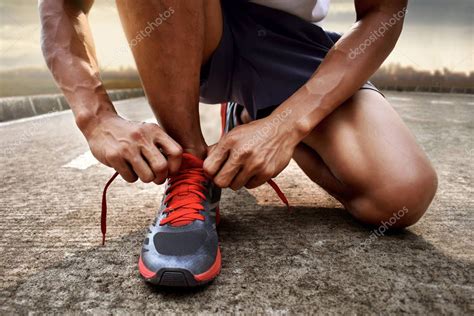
[101,167,209,245]
[101,169,289,245]
[101,171,119,246]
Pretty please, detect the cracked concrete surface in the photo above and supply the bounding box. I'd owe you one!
[0,92,473,314]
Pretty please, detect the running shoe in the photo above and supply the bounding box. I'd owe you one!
[102,153,221,287]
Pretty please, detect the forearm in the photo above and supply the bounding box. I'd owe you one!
[39,0,115,135]
[271,1,407,141]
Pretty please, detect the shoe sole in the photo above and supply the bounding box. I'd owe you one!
[138,207,222,287]
[138,247,222,287]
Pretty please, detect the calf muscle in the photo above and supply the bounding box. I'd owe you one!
[116,1,222,158]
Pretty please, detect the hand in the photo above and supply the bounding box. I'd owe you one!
[84,114,182,184]
[203,114,298,190]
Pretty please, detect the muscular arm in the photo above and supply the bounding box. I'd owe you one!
[39,0,182,183]
[273,0,408,138]
[204,0,407,189]
[39,0,114,131]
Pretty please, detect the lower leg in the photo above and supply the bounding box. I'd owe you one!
[292,143,347,201]
[297,90,437,228]
[116,0,222,159]
[241,90,437,228]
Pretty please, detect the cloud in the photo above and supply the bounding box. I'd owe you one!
[327,0,473,27]
[0,0,472,71]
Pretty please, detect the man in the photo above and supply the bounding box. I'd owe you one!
[39,0,437,287]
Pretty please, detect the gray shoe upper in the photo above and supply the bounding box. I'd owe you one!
[141,170,221,275]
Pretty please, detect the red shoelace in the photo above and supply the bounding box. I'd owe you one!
[160,168,208,226]
[101,158,289,245]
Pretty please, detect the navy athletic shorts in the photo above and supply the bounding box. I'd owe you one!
[200,0,381,120]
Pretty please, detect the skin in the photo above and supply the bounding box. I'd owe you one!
[206,0,409,187]
[39,0,183,184]
[40,0,438,228]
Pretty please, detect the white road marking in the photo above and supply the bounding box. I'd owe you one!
[63,151,99,170]
[63,117,156,170]
[430,100,454,105]
[466,102,474,106]
[388,97,412,102]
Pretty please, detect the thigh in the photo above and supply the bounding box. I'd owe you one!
[203,0,223,64]
[302,89,434,200]
[116,0,222,69]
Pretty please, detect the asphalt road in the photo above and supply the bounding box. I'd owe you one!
[1,92,473,314]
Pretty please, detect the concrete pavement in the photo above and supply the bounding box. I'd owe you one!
[0,92,473,314]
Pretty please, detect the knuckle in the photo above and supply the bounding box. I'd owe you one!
[129,156,141,166]
[154,175,167,185]
[203,162,215,175]
[229,149,240,161]
[213,149,226,161]
[214,177,226,188]
[130,128,145,141]
[225,134,238,146]
[262,170,273,179]
[151,125,165,137]
[106,151,120,162]
[230,183,241,191]
[123,173,138,183]
[153,160,168,174]
[140,173,154,183]
[169,145,183,157]
[118,145,132,157]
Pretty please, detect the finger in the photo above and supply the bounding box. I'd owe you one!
[213,154,241,188]
[141,145,168,184]
[245,174,269,189]
[206,143,217,156]
[127,154,155,183]
[203,142,230,177]
[153,130,182,175]
[108,155,138,183]
[230,167,254,191]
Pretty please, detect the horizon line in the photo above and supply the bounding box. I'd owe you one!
[1,63,473,75]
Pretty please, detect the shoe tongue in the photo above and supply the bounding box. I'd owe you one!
[172,153,204,197]
[179,153,203,171]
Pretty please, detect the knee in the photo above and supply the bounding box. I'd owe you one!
[348,163,438,229]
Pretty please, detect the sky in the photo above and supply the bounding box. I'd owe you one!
[0,0,473,73]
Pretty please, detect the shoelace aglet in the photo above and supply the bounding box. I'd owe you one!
[267,179,291,212]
